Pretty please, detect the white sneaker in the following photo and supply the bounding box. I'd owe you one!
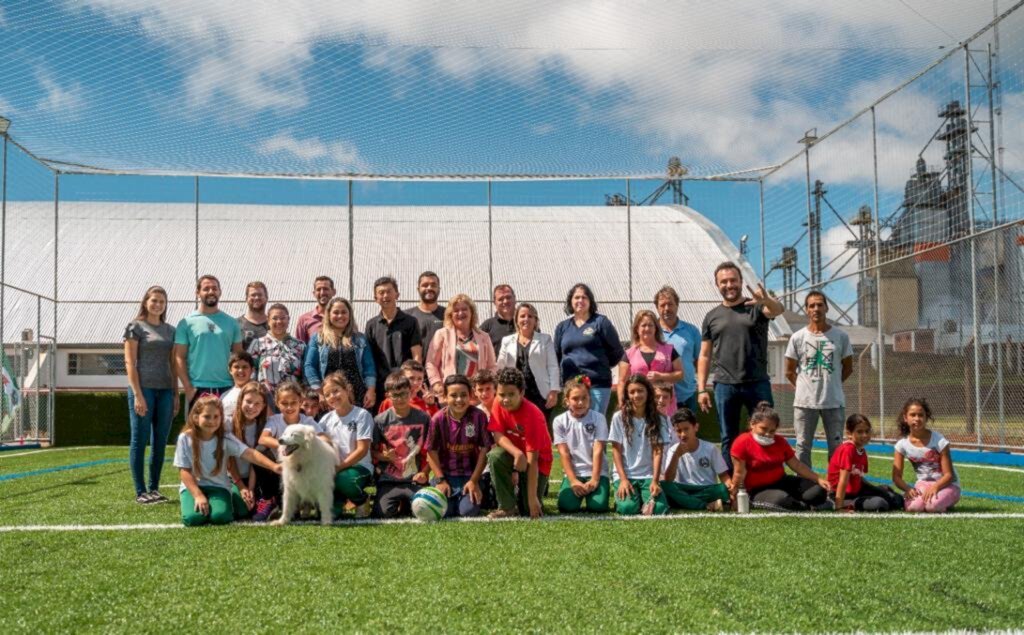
[706,499,724,512]
[354,501,372,518]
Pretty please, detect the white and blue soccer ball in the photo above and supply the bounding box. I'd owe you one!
[411,486,447,522]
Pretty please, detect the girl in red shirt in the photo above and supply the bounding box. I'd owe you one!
[729,402,830,511]
[829,414,904,512]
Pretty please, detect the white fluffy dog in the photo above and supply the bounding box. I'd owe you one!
[273,424,338,526]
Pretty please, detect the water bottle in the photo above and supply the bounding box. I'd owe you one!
[736,487,750,514]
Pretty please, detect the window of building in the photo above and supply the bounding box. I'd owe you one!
[67,353,126,376]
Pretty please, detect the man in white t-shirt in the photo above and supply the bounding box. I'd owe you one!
[784,291,854,468]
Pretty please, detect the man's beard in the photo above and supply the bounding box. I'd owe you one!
[420,291,437,303]
[202,296,219,308]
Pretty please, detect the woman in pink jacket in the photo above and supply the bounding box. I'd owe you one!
[426,294,497,395]
[616,309,683,417]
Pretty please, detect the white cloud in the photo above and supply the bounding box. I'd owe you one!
[73,0,1000,175]
[35,73,86,119]
[255,131,367,172]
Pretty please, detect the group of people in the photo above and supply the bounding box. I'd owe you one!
[122,263,962,525]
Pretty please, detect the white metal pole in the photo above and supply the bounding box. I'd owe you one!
[870,107,886,440]
[964,46,984,449]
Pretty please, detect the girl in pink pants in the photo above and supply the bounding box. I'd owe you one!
[891,398,961,513]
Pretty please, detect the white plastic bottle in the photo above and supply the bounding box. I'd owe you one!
[736,487,750,514]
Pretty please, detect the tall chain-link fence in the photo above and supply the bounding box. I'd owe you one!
[1,6,1022,450]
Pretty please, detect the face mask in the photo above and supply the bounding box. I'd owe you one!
[753,433,775,447]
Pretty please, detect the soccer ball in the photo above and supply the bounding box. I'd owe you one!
[411,486,448,522]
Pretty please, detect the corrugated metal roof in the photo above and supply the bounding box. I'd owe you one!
[0,203,790,344]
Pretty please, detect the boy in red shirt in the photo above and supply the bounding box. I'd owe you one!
[486,368,553,519]
[377,360,439,417]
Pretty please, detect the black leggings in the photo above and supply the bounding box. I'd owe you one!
[847,481,905,512]
[253,464,280,501]
[749,475,828,511]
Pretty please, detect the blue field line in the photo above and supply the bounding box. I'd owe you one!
[0,458,128,482]
[792,438,1024,467]
[0,443,43,452]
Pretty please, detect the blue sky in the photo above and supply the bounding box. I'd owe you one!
[1,0,1018,312]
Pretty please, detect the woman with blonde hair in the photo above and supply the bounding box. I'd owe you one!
[617,309,683,418]
[496,302,560,423]
[426,293,497,395]
[304,297,377,408]
[123,285,179,505]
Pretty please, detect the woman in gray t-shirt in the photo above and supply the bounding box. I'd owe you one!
[123,285,179,504]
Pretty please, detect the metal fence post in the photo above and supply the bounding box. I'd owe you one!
[348,179,354,302]
[1,135,6,359]
[35,295,41,439]
[487,179,493,294]
[193,176,199,308]
[804,147,814,288]
[759,179,767,281]
[626,178,633,318]
[964,45,983,449]
[987,41,1005,448]
[870,107,886,439]
[53,172,59,444]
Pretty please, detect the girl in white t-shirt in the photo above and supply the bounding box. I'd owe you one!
[174,395,280,526]
[319,372,375,519]
[229,382,273,519]
[609,374,671,516]
[892,398,960,513]
[552,376,610,513]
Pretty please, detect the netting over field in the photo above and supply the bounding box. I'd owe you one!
[0,0,1013,178]
[2,2,1024,450]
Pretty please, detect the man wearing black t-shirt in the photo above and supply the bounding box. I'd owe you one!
[480,284,516,355]
[696,261,784,470]
[365,276,423,411]
[406,271,445,352]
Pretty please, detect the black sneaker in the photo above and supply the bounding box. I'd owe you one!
[148,490,169,504]
[135,492,155,505]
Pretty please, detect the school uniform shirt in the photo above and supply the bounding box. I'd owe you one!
[234,420,264,478]
[552,409,609,479]
[827,440,868,495]
[373,408,432,483]
[662,439,728,486]
[607,411,672,481]
[173,432,248,493]
[426,407,492,479]
[221,386,241,425]
[320,406,375,472]
[264,413,324,460]
[487,399,554,477]
[894,431,960,485]
[730,432,794,490]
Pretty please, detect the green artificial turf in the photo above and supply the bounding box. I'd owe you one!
[1,446,1023,632]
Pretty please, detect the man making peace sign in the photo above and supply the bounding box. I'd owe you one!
[696,261,784,471]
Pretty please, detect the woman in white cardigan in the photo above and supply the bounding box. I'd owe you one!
[426,294,497,395]
[496,302,561,424]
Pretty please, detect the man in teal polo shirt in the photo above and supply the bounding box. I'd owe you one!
[655,285,701,412]
[174,274,243,409]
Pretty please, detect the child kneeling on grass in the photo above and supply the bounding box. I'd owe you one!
[256,380,326,521]
[892,398,960,513]
[730,402,831,512]
[552,376,610,513]
[609,374,671,516]
[175,395,281,527]
[319,372,375,519]
[227,381,272,519]
[425,374,492,518]
[830,413,904,512]
[486,368,553,519]
[371,372,432,518]
[660,408,731,512]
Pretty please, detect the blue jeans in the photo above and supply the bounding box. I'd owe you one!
[676,393,698,413]
[128,387,175,495]
[589,387,612,416]
[713,379,773,472]
[433,476,482,518]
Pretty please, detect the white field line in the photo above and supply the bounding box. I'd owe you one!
[0,446,102,459]
[809,449,1024,474]
[3,512,1024,532]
